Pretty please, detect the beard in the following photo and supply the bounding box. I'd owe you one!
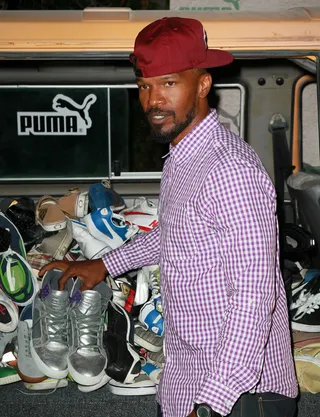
[145,105,196,144]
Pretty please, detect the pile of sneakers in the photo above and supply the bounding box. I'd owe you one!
[0,181,164,395]
[288,256,320,393]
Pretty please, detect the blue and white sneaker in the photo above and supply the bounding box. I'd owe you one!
[84,207,138,250]
[71,219,112,260]
[140,357,162,386]
[138,299,164,337]
[89,182,126,213]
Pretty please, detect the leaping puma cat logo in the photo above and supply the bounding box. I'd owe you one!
[17,93,97,136]
[52,94,96,129]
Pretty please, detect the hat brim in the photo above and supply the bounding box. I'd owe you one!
[197,49,234,69]
[129,49,234,77]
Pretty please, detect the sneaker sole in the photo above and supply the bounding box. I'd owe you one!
[78,373,111,392]
[30,342,69,380]
[24,378,68,390]
[134,333,163,353]
[291,322,320,332]
[0,373,21,385]
[108,381,156,396]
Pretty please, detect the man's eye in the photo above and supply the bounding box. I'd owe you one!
[138,84,148,90]
[165,81,175,87]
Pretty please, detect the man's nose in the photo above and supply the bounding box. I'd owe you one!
[148,87,165,107]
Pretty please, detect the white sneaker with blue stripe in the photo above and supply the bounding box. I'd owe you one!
[84,207,138,250]
[138,299,164,337]
[140,357,162,385]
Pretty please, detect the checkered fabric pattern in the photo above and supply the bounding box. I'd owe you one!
[103,110,298,416]
[26,251,53,272]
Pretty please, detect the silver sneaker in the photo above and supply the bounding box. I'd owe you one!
[68,280,111,386]
[30,269,71,379]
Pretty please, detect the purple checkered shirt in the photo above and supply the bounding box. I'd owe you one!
[103,110,298,417]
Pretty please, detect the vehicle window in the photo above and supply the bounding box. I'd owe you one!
[110,83,245,178]
[0,83,245,181]
[0,86,109,180]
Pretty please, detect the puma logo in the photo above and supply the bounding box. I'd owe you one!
[52,94,97,129]
[18,93,97,136]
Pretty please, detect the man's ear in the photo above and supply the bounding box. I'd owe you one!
[198,72,212,99]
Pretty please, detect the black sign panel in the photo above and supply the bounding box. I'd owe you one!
[0,87,109,179]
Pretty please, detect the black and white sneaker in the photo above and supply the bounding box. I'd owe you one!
[104,301,141,384]
[290,275,320,332]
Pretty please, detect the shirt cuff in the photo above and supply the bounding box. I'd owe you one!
[102,246,132,278]
[194,374,241,416]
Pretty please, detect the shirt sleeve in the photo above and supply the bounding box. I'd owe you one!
[194,161,279,416]
[102,225,160,277]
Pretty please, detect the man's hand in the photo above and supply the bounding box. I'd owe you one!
[39,259,108,291]
[187,412,196,417]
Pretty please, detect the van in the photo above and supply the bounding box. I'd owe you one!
[0,7,319,417]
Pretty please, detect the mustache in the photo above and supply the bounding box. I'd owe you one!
[145,108,175,117]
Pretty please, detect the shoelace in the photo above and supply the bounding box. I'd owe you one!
[74,311,104,350]
[33,301,68,344]
[293,291,320,320]
[291,288,309,311]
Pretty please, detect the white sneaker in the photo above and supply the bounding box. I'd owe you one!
[138,299,164,337]
[108,373,156,396]
[17,304,47,383]
[140,357,162,386]
[133,269,149,307]
[84,207,138,250]
[0,289,19,332]
[106,275,132,307]
[134,323,163,353]
[121,197,158,216]
[121,198,158,232]
[71,220,112,259]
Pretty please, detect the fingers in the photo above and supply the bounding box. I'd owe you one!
[58,267,77,291]
[79,281,91,292]
[39,260,70,278]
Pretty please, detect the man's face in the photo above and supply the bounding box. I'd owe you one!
[136,69,203,145]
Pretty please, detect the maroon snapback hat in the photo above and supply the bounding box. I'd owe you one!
[129,17,234,78]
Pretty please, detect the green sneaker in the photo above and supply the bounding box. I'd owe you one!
[0,362,21,385]
[0,249,38,306]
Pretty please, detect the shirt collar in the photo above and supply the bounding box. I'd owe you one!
[163,109,220,165]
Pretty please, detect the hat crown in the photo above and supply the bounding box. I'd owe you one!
[130,17,234,78]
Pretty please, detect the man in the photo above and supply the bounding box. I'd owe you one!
[40,17,298,417]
